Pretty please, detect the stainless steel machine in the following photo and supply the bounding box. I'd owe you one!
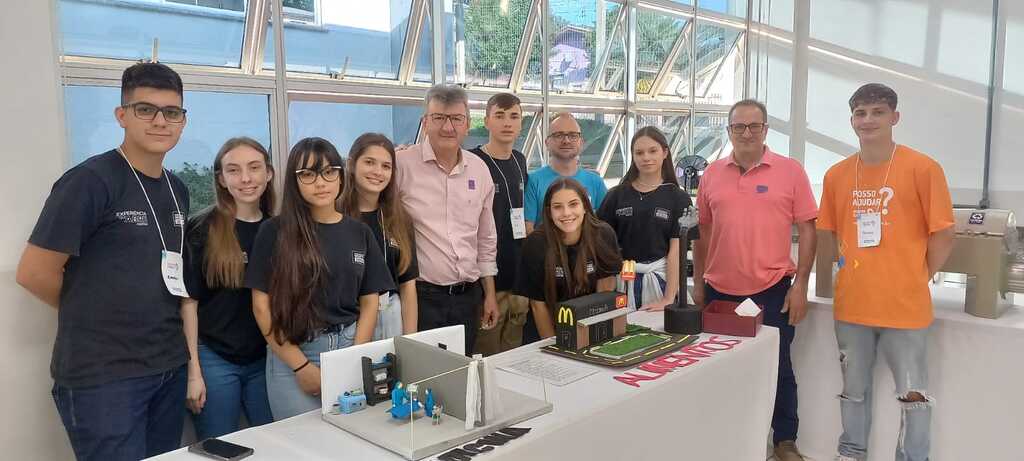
[815,209,1023,319]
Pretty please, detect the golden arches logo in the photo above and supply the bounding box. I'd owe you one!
[557,307,574,325]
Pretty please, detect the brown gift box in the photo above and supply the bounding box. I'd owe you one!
[701,300,763,337]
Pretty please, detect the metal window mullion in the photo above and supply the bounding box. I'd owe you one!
[270,0,290,176]
[743,0,752,99]
[240,0,269,74]
[596,115,625,177]
[624,1,637,157]
[669,110,691,162]
[431,0,446,84]
[540,0,550,152]
[399,0,428,85]
[649,20,691,97]
[510,0,542,91]
[688,3,696,104]
[523,112,544,166]
[586,6,627,94]
[696,31,743,99]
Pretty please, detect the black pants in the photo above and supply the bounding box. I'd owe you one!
[706,276,798,445]
[416,281,483,356]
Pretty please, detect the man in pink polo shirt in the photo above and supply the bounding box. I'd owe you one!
[693,99,818,461]
[394,85,500,355]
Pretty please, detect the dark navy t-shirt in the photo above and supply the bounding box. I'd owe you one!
[470,147,529,292]
[597,183,699,263]
[244,216,395,328]
[29,149,190,387]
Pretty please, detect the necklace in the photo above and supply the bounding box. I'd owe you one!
[633,181,667,200]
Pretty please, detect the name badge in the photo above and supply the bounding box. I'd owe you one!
[510,207,527,239]
[161,250,189,298]
[856,212,881,248]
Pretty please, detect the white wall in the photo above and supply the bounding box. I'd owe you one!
[0,0,75,460]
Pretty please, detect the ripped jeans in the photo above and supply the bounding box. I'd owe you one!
[835,320,931,461]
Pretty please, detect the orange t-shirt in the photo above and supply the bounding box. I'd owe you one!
[817,145,954,329]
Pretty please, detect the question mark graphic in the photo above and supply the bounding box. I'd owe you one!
[878,187,894,215]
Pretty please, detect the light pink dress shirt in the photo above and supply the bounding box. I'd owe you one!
[395,139,498,285]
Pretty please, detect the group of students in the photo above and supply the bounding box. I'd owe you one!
[16,61,953,461]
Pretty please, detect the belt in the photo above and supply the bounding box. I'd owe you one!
[419,280,479,296]
[319,323,349,334]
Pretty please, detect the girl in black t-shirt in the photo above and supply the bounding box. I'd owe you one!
[337,133,419,340]
[515,178,622,344]
[244,138,394,420]
[598,127,696,311]
[182,137,276,439]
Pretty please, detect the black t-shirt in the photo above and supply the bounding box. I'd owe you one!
[244,216,395,327]
[184,212,267,365]
[597,183,700,262]
[359,209,419,291]
[29,149,190,387]
[514,224,622,342]
[470,146,529,292]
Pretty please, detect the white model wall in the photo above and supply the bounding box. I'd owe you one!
[0,0,75,460]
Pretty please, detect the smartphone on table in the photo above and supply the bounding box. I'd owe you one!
[187,438,254,461]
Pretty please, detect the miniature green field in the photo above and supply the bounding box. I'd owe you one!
[591,332,669,358]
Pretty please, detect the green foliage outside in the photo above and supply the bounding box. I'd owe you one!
[174,162,216,216]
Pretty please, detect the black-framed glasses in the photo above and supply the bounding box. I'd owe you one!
[427,113,468,128]
[728,123,767,134]
[295,166,342,184]
[122,102,187,123]
[549,131,582,141]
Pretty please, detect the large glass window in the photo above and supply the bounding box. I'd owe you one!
[267,1,414,78]
[691,112,730,160]
[547,1,622,93]
[634,10,688,95]
[64,85,272,213]
[698,0,747,18]
[58,0,246,67]
[287,101,423,154]
[637,112,691,159]
[694,21,744,104]
[458,0,532,87]
[465,109,534,152]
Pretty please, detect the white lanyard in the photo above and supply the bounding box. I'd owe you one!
[854,144,897,194]
[480,147,525,209]
[117,148,183,254]
[377,209,387,267]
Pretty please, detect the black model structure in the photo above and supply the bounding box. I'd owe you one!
[362,353,398,406]
[665,205,702,335]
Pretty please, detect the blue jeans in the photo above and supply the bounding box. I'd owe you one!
[706,277,798,445]
[266,322,357,420]
[190,345,273,439]
[51,365,187,461]
[835,321,931,461]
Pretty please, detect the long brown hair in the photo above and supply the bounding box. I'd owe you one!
[268,137,344,344]
[620,126,678,187]
[202,137,276,289]
[538,178,621,313]
[337,133,414,274]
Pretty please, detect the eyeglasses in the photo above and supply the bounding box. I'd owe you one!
[295,166,342,184]
[427,113,468,128]
[727,123,767,134]
[122,102,187,123]
[549,131,582,141]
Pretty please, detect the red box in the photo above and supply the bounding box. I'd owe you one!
[702,300,763,337]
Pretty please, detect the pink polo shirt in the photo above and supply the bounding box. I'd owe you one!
[697,147,818,296]
[394,139,498,286]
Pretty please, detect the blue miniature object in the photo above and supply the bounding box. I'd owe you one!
[388,382,423,420]
[424,389,435,418]
[339,390,367,414]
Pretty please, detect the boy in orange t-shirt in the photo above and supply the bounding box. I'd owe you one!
[817,83,954,461]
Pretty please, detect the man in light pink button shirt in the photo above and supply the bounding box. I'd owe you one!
[693,99,817,461]
[394,85,499,354]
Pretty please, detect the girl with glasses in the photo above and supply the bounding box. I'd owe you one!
[181,137,276,439]
[244,137,394,420]
[337,133,419,340]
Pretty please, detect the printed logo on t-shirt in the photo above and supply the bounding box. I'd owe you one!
[654,208,670,220]
[172,211,185,228]
[116,210,149,226]
[756,185,769,193]
[851,186,897,222]
[586,261,595,274]
[615,207,633,217]
[554,266,565,278]
[494,183,501,195]
[352,251,365,265]
[468,179,477,191]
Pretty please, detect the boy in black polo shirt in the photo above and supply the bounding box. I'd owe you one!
[470,93,530,355]
[16,63,192,461]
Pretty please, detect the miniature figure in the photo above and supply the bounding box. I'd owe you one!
[338,389,367,414]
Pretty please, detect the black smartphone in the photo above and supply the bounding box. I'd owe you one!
[187,438,254,461]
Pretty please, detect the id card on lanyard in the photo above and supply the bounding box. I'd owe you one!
[856,212,881,248]
[118,148,189,298]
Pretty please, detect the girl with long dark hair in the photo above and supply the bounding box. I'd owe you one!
[182,137,276,439]
[337,133,419,339]
[514,178,622,343]
[597,127,696,310]
[244,137,393,420]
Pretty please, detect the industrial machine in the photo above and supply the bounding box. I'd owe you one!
[815,209,1023,319]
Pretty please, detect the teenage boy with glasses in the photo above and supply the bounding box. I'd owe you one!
[16,62,192,460]
[523,112,607,232]
[693,99,818,461]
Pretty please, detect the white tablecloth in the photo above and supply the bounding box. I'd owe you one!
[152,311,780,461]
[793,280,1024,460]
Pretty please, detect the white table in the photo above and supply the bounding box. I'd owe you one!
[152,311,780,461]
[793,279,1024,460]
